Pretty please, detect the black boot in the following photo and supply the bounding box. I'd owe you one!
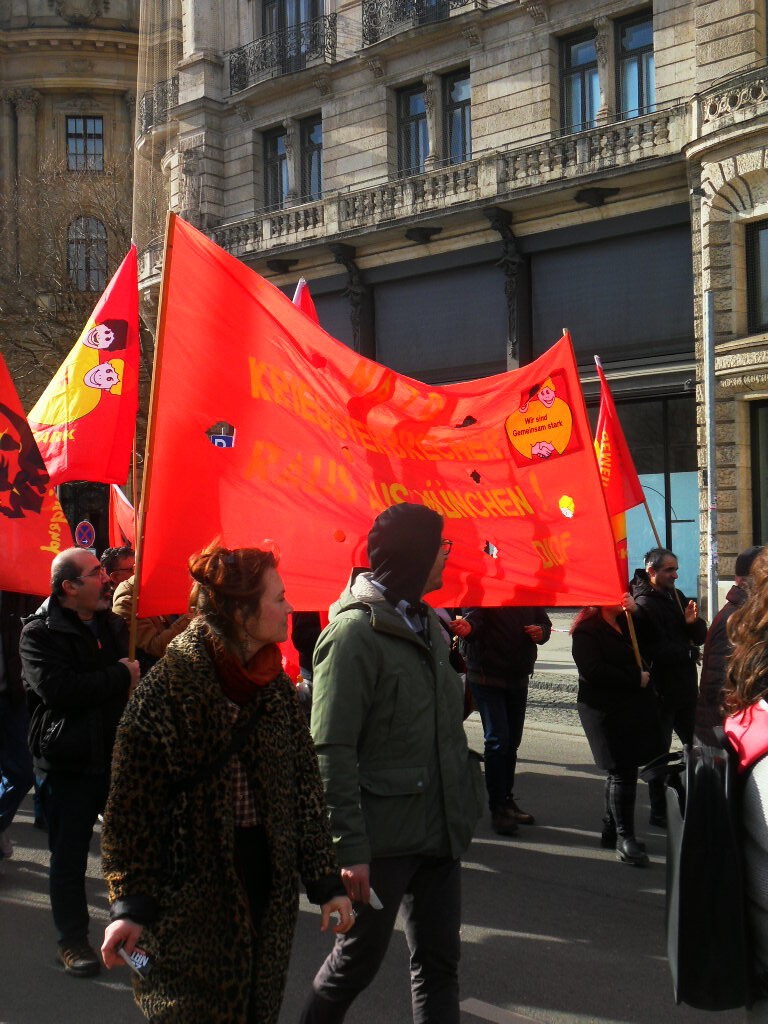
[616,836,649,867]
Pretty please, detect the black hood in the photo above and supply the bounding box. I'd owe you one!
[367,503,443,609]
[630,567,653,599]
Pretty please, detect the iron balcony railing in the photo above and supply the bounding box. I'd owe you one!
[362,0,474,46]
[138,76,179,135]
[229,14,337,94]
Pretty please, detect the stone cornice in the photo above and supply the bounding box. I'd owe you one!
[0,28,138,53]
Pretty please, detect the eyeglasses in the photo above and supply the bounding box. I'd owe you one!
[441,539,453,554]
[74,566,108,582]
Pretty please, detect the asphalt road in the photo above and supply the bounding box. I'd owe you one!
[0,699,735,1024]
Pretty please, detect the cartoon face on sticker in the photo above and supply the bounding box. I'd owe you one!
[0,402,47,519]
[559,495,575,519]
[84,362,121,391]
[504,374,576,464]
[82,319,128,351]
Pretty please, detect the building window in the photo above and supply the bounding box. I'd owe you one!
[263,0,320,73]
[752,401,768,544]
[66,116,104,172]
[300,115,322,202]
[397,85,428,177]
[747,220,768,333]
[561,30,599,133]
[67,217,107,292]
[264,127,288,210]
[444,69,471,165]
[617,11,655,118]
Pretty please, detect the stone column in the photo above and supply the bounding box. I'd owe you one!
[13,90,41,277]
[0,91,16,274]
[423,72,441,171]
[594,15,615,124]
[283,116,299,205]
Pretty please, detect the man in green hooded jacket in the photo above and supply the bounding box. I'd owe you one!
[300,503,483,1024]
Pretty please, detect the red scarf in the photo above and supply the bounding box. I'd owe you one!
[205,633,283,706]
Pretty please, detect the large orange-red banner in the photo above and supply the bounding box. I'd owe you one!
[138,215,624,616]
[0,354,74,594]
[28,246,140,485]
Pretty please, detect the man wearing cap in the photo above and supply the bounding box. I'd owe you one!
[300,503,483,1024]
[696,545,763,745]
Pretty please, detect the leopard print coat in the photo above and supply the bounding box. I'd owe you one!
[102,619,340,1023]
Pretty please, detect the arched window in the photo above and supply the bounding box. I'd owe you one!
[67,217,107,292]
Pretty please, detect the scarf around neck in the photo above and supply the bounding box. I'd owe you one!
[205,632,283,706]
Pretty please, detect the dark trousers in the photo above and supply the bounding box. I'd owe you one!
[469,679,528,811]
[41,771,108,945]
[0,696,34,835]
[300,855,461,1024]
[604,769,638,838]
[648,700,695,817]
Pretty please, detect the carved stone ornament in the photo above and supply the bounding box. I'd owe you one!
[594,15,609,66]
[13,89,41,115]
[234,101,251,124]
[518,0,548,24]
[65,59,96,73]
[48,0,104,25]
[314,72,332,97]
[423,72,435,116]
[462,25,482,47]
[364,57,385,80]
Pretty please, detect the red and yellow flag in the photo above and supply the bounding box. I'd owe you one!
[0,354,74,594]
[594,357,645,583]
[28,246,140,485]
[137,215,625,616]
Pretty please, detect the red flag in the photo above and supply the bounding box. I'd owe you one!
[109,483,135,548]
[0,354,74,594]
[28,246,140,485]
[594,357,645,585]
[292,277,319,323]
[137,215,625,616]
[594,357,645,516]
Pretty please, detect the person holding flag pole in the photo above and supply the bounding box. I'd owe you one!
[570,357,665,866]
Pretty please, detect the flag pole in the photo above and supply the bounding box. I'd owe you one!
[128,211,177,662]
[624,610,643,669]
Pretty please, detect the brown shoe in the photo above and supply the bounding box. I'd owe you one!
[58,941,100,978]
[507,799,535,825]
[491,808,519,836]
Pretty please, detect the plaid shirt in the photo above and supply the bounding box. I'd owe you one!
[227,701,259,827]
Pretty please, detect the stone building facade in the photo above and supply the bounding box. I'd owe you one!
[0,0,139,544]
[135,0,768,605]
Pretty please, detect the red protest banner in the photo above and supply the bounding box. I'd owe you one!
[137,214,624,615]
[0,354,74,594]
[28,246,140,485]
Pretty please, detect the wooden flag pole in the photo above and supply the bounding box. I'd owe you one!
[625,610,643,670]
[128,212,177,663]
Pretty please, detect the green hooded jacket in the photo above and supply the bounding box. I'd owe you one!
[311,571,484,866]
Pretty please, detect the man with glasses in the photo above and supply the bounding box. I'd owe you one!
[19,547,139,978]
[301,503,483,1024]
[99,545,135,597]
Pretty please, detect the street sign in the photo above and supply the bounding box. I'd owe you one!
[74,520,95,549]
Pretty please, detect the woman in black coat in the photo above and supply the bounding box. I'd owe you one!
[571,596,663,867]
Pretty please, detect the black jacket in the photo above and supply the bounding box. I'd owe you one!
[630,568,707,708]
[0,590,45,707]
[572,612,663,770]
[461,606,552,681]
[20,595,130,775]
[695,583,747,744]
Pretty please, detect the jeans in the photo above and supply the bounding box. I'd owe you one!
[41,771,108,945]
[300,855,462,1024]
[604,769,639,838]
[0,695,34,838]
[469,678,528,812]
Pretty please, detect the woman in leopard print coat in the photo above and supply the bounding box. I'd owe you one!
[101,545,353,1023]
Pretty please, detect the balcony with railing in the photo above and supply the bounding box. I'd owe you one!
[698,58,768,136]
[138,76,179,135]
[228,15,337,94]
[138,104,688,282]
[362,0,477,46]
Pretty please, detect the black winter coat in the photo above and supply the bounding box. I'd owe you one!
[630,569,707,708]
[462,606,552,681]
[20,596,130,774]
[696,583,747,744]
[572,613,663,771]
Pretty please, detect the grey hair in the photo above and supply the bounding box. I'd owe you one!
[51,547,87,597]
[644,547,676,571]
